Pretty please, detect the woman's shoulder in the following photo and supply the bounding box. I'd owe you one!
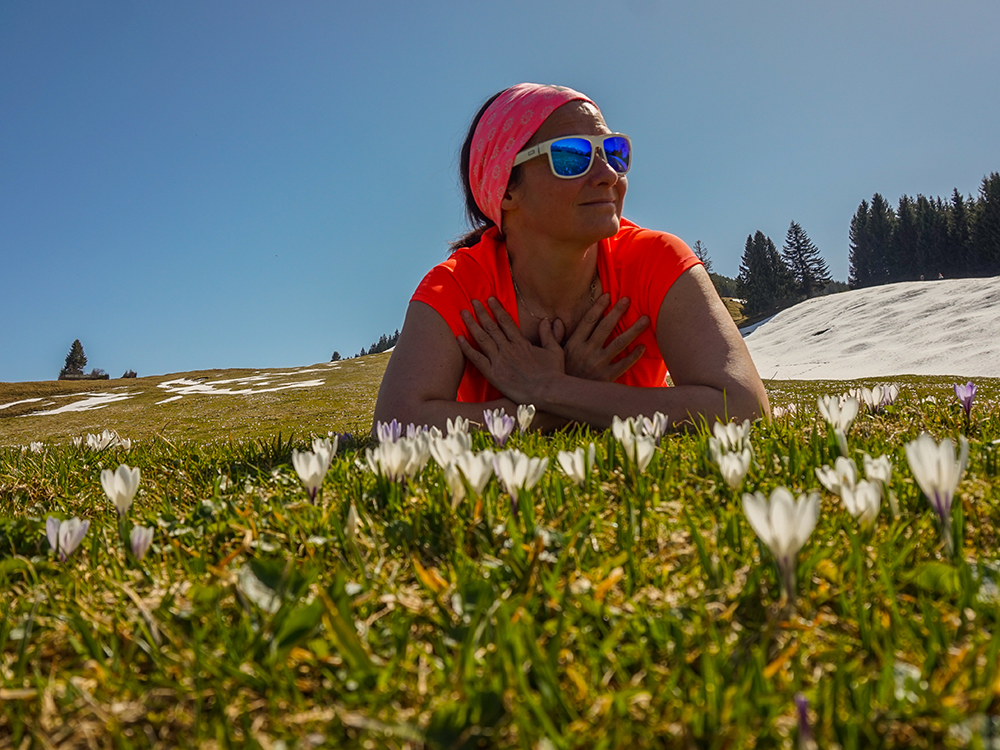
[413,228,504,302]
[607,218,695,261]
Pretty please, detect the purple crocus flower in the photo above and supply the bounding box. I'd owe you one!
[954,381,976,418]
[376,419,402,443]
[483,408,515,447]
[45,516,90,562]
[405,423,430,439]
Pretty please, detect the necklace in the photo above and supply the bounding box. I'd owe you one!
[508,252,599,322]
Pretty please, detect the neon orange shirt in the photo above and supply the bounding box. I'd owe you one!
[411,218,702,403]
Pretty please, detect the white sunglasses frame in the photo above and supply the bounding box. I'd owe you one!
[512,133,632,179]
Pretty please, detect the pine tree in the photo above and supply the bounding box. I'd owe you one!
[737,231,793,317]
[892,195,919,280]
[61,340,87,376]
[781,222,831,297]
[866,193,896,284]
[691,240,714,274]
[948,189,973,275]
[972,172,1000,274]
[848,200,870,288]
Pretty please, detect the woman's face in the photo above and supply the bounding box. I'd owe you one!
[502,100,627,247]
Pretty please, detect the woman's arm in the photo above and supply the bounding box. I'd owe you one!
[458,265,769,429]
[372,301,570,432]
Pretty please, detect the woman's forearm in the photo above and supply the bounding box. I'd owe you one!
[535,371,768,430]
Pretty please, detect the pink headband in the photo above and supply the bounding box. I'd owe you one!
[469,83,596,230]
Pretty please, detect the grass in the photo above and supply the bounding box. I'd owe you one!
[0,355,390,446]
[2,363,1000,748]
[721,297,746,326]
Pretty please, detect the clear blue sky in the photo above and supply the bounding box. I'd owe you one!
[3,1,998,383]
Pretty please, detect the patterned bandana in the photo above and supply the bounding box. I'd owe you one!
[469,83,596,231]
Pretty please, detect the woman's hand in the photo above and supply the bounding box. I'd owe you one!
[457,297,565,405]
[559,294,650,382]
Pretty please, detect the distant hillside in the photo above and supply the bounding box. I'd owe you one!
[0,355,392,446]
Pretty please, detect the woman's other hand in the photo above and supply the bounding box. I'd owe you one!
[559,294,649,382]
[457,297,565,405]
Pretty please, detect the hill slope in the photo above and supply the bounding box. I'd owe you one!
[0,355,391,446]
[744,276,1000,380]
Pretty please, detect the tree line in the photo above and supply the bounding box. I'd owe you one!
[848,172,1000,287]
[331,329,401,361]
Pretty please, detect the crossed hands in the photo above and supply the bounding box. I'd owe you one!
[456,294,650,407]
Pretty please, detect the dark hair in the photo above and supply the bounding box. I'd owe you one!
[449,89,523,253]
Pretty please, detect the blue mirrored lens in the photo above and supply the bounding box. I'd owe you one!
[603,136,630,174]
[550,138,593,176]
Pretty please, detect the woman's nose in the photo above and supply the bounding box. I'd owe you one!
[590,147,620,183]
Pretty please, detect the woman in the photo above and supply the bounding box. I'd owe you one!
[373,83,768,431]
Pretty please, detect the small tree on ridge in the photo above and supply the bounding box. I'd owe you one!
[61,339,88,377]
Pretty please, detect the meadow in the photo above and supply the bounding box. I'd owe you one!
[2,359,1000,749]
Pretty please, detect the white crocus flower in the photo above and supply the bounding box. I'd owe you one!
[849,386,885,415]
[446,416,470,437]
[29,442,44,453]
[612,415,656,471]
[818,395,860,433]
[742,487,820,601]
[708,419,753,465]
[407,433,433,476]
[815,456,858,497]
[312,436,339,464]
[863,453,893,488]
[881,383,900,407]
[771,403,798,419]
[717,448,752,490]
[713,419,752,452]
[618,432,656,472]
[493,450,548,513]
[101,464,141,516]
[130,525,155,561]
[443,461,467,507]
[429,433,473,470]
[557,443,597,487]
[72,436,84,449]
[366,436,429,481]
[291,448,331,502]
[640,412,669,443]
[611,415,638,442]
[453,450,495,498]
[46,516,90,562]
[905,433,968,554]
[840,480,881,530]
[517,404,536,433]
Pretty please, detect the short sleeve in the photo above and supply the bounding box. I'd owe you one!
[411,259,470,339]
[613,225,702,320]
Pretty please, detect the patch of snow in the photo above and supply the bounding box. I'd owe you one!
[22,392,137,416]
[156,395,184,405]
[739,315,777,337]
[158,377,325,396]
[745,276,1000,379]
[0,397,43,410]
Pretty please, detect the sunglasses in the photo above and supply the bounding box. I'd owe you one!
[513,133,632,179]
